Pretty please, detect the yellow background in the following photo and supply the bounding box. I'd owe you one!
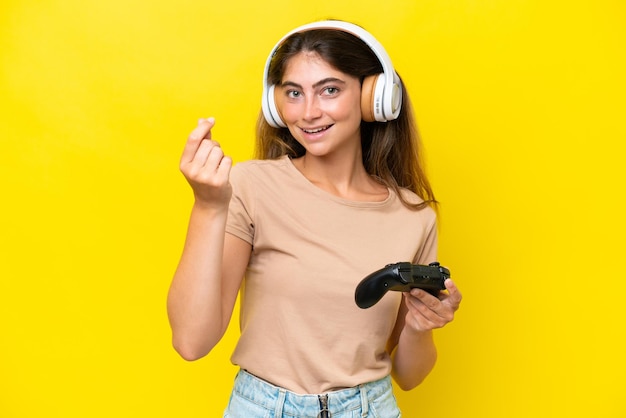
[1,0,625,417]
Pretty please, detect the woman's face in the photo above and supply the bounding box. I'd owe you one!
[276,51,363,158]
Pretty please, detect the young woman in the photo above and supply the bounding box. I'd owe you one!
[168,20,462,417]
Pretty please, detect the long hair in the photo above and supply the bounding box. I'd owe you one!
[255,26,437,210]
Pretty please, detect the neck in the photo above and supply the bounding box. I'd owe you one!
[302,150,362,181]
[292,151,387,201]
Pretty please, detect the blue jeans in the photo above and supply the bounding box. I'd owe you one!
[223,369,401,417]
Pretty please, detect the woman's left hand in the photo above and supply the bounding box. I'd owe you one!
[402,279,462,332]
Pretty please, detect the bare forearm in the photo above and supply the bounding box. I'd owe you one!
[167,204,229,360]
[391,329,437,391]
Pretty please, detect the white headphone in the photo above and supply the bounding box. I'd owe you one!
[261,20,403,128]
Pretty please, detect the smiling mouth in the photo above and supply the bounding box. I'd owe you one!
[301,125,333,134]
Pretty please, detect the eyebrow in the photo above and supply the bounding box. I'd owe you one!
[279,77,347,90]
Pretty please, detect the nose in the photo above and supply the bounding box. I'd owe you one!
[303,96,322,121]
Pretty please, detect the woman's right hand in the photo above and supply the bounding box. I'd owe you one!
[170,118,248,361]
[179,117,233,208]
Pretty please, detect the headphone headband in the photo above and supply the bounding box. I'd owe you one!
[261,20,402,128]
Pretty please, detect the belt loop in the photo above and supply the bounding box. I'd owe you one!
[275,388,286,417]
[359,385,369,417]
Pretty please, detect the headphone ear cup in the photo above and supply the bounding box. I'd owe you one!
[360,75,378,122]
[361,73,386,122]
[265,84,286,128]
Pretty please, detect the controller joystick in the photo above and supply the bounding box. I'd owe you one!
[355,262,450,309]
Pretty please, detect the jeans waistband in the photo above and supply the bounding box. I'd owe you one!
[232,369,392,416]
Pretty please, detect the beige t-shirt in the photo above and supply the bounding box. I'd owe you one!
[226,156,437,394]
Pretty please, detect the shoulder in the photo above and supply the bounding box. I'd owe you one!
[230,156,289,183]
[231,156,290,176]
[395,187,437,221]
[396,187,423,204]
[230,156,296,195]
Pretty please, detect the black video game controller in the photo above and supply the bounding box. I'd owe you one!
[355,262,450,309]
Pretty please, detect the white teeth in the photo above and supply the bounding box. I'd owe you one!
[302,125,330,134]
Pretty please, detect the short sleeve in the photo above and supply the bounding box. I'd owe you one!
[225,163,255,245]
[413,212,438,264]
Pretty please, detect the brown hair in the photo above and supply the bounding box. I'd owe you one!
[255,27,437,210]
